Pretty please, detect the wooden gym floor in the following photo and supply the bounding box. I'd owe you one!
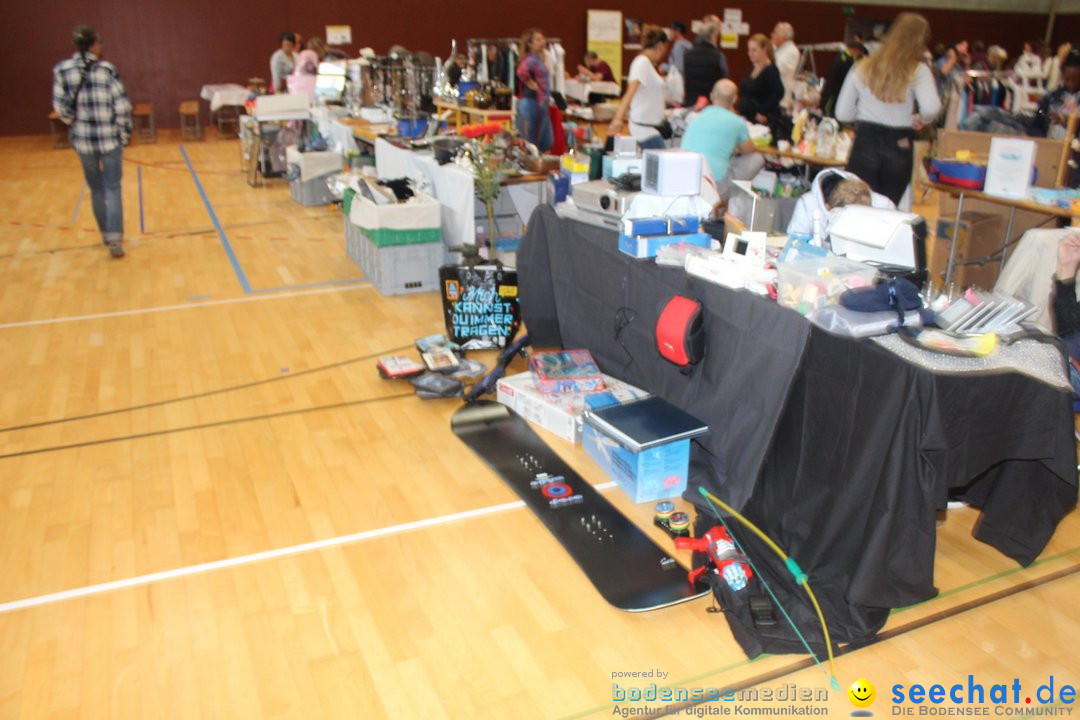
[0,132,1076,719]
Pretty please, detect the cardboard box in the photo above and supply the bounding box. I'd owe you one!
[528,349,606,394]
[495,372,649,443]
[932,212,1003,290]
[935,129,1066,252]
[727,180,799,232]
[581,423,690,503]
[348,186,442,245]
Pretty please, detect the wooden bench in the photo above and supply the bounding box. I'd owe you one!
[179,101,202,140]
[48,111,69,149]
[132,102,156,143]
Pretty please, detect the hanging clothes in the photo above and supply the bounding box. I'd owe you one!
[545,42,566,97]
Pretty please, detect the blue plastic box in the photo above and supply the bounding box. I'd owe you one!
[397,117,429,138]
[581,422,691,503]
[618,232,711,259]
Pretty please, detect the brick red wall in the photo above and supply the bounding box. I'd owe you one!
[7,0,1079,135]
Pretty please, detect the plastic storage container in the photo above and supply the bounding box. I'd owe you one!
[776,256,877,315]
[289,176,335,206]
[581,424,691,503]
[345,226,445,296]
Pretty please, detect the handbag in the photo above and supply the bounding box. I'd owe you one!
[651,118,673,140]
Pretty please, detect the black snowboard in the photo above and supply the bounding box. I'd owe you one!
[452,401,710,611]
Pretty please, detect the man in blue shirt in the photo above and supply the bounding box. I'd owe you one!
[667,22,693,76]
[680,79,762,196]
[52,25,132,258]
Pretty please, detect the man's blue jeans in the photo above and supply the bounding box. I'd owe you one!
[77,147,124,242]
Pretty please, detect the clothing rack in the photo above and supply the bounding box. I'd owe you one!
[467,38,522,47]
[465,38,563,46]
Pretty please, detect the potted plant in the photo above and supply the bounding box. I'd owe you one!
[460,122,513,252]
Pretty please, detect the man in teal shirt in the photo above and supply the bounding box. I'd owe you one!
[681,79,763,196]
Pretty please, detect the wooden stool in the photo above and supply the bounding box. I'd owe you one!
[48,111,69,149]
[179,101,202,140]
[132,102,156,143]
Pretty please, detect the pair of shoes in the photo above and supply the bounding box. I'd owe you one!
[107,241,125,258]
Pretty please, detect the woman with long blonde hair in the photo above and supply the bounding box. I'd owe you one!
[835,13,941,206]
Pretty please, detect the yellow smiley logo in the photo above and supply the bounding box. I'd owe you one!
[848,678,876,708]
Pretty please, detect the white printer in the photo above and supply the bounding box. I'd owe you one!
[827,206,928,279]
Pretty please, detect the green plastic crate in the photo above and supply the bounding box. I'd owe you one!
[360,226,443,247]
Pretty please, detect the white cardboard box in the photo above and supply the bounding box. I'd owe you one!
[496,372,649,444]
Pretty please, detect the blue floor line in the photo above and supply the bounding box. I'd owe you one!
[71,185,85,225]
[179,145,252,293]
[138,166,145,234]
[250,278,368,294]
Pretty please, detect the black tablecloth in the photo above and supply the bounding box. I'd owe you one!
[519,205,1077,647]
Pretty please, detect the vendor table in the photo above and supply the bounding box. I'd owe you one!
[340,117,395,147]
[562,107,611,142]
[434,100,514,131]
[753,145,847,168]
[245,97,310,187]
[564,78,621,104]
[922,180,1079,287]
[199,83,250,113]
[518,204,1077,647]
[200,83,249,136]
[306,107,361,156]
[374,137,547,249]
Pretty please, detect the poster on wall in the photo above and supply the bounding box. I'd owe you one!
[588,10,623,81]
[326,25,351,45]
[624,18,643,49]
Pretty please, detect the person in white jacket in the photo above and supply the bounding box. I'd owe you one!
[787,168,895,246]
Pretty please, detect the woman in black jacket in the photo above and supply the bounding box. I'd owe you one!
[738,33,784,124]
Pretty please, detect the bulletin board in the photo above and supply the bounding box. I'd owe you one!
[588,9,624,81]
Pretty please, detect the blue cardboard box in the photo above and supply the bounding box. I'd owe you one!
[581,422,691,503]
[617,232,711,259]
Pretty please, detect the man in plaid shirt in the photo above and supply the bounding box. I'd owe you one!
[52,25,132,258]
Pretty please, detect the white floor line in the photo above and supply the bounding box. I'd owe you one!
[0,282,372,330]
[0,481,619,614]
